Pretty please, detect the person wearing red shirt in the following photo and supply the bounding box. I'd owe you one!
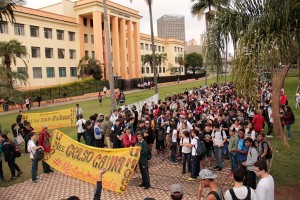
[279,91,287,105]
[252,110,265,133]
[122,126,137,147]
[38,125,53,173]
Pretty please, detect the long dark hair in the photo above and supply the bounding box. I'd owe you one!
[0,133,13,145]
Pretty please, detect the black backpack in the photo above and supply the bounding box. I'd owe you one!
[229,186,251,200]
[81,120,86,130]
[262,141,273,159]
[194,137,207,157]
[157,128,164,142]
[34,149,45,161]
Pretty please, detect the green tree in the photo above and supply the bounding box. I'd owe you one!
[130,0,158,94]
[167,63,180,75]
[78,57,103,80]
[176,54,185,75]
[0,39,28,86]
[143,53,168,75]
[185,52,203,75]
[0,0,26,23]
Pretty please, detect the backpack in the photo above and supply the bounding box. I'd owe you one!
[262,141,273,159]
[14,145,22,158]
[194,137,207,157]
[34,149,45,161]
[157,128,164,142]
[229,187,251,200]
[81,120,86,130]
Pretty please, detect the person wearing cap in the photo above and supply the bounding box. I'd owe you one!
[38,125,53,173]
[170,184,183,200]
[75,104,83,121]
[136,131,150,189]
[224,168,257,200]
[197,169,223,200]
[242,137,258,189]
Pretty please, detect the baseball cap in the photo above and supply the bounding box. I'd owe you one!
[199,169,217,179]
[145,120,150,124]
[170,184,183,195]
[42,125,48,130]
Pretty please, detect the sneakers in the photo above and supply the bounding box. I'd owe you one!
[17,171,23,177]
[10,177,16,181]
[187,177,196,181]
[32,180,42,184]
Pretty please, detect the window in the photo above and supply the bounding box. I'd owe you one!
[174,47,177,52]
[151,67,153,73]
[31,47,40,58]
[154,45,157,51]
[162,47,164,52]
[33,67,42,78]
[83,18,87,26]
[45,48,53,58]
[59,67,66,77]
[17,67,27,76]
[69,49,76,59]
[159,67,162,73]
[70,67,77,77]
[150,45,152,51]
[30,26,39,37]
[46,67,55,78]
[14,23,24,36]
[57,30,64,40]
[91,35,94,44]
[146,67,149,73]
[158,46,161,52]
[142,67,145,74]
[92,51,95,59]
[58,48,65,59]
[163,67,165,73]
[145,44,149,50]
[140,43,144,50]
[181,48,183,53]
[44,28,52,39]
[84,34,88,43]
[68,31,75,41]
[0,22,8,34]
[85,50,88,57]
[90,19,93,27]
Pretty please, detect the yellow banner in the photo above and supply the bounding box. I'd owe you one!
[44,130,141,193]
[22,108,76,132]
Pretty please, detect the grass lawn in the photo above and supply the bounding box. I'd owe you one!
[0,75,299,191]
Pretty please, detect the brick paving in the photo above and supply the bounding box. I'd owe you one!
[0,148,234,200]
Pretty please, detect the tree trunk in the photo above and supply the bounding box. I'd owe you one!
[225,38,228,83]
[216,66,219,83]
[148,4,158,94]
[103,0,116,111]
[272,64,291,147]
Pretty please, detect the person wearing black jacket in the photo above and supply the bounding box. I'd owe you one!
[16,110,22,127]
[0,133,22,181]
[144,121,154,151]
[22,120,34,153]
[111,119,124,148]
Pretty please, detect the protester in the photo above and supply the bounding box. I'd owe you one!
[0,141,4,181]
[170,184,183,200]
[0,133,22,181]
[212,123,227,171]
[203,123,213,167]
[254,160,274,200]
[94,119,104,148]
[251,110,264,134]
[122,126,136,147]
[75,104,83,121]
[25,96,30,110]
[197,169,223,200]
[228,127,238,174]
[23,120,34,153]
[85,115,96,146]
[103,115,113,148]
[27,132,44,183]
[187,129,201,181]
[180,130,191,174]
[93,168,107,200]
[282,106,295,140]
[38,125,54,173]
[242,138,258,189]
[224,168,257,200]
[111,119,123,148]
[136,131,150,189]
[75,114,86,144]
[257,133,270,160]
[16,110,23,127]
[97,92,102,106]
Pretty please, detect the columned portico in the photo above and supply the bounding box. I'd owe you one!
[119,18,128,79]
[92,11,104,63]
[134,22,141,78]
[127,20,134,79]
[112,16,120,77]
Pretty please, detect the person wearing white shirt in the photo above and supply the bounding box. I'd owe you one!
[187,130,201,181]
[110,109,119,125]
[212,124,227,171]
[177,117,193,132]
[180,131,191,174]
[75,104,83,121]
[170,125,178,164]
[75,114,86,144]
[254,160,274,200]
[224,168,257,200]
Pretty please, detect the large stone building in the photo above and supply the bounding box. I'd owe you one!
[157,15,185,42]
[0,0,184,88]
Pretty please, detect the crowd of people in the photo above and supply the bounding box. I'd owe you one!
[0,80,297,200]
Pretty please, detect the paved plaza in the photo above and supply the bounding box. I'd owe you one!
[0,148,234,200]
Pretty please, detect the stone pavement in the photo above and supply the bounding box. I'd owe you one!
[0,148,234,200]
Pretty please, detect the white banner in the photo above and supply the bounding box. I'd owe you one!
[120,94,159,117]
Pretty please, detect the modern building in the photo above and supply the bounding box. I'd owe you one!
[157,15,185,42]
[0,0,185,88]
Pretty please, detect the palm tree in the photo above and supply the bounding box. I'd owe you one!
[176,54,185,75]
[0,0,26,23]
[103,0,116,110]
[77,56,103,80]
[156,53,167,75]
[130,0,158,94]
[0,39,28,86]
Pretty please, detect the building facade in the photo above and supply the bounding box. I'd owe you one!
[157,15,185,42]
[0,0,184,88]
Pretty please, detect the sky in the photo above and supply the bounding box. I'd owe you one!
[25,0,206,44]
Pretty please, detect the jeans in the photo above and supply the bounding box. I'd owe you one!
[95,139,104,148]
[245,170,257,189]
[86,134,93,146]
[0,159,3,179]
[214,146,223,168]
[286,124,291,139]
[113,137,122,148]
[8,158,21,178]
[267,122,273,136]
[182,153,191,173]
[42,160,51,173]
[139,162,150,187]
[31,159,38,181]
[191,155,200,178]
[77,132,86,144]
[229,152,238,172]
[171,142,177,162]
